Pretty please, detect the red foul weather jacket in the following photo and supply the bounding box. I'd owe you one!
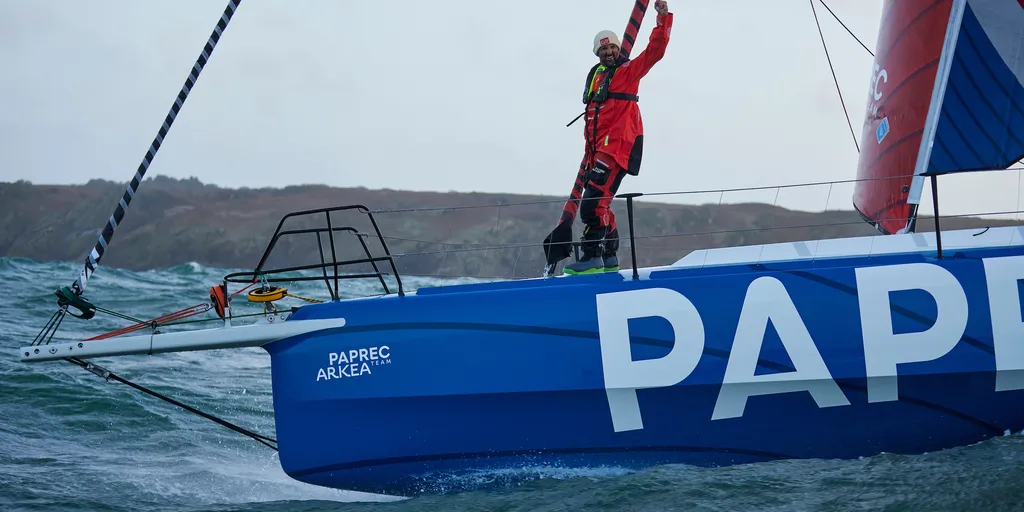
[583,12,673,175]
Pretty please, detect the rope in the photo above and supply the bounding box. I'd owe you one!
[67,281,317,343]
[230,281,258,299]
[31,309,68,346]
[160,311,278,327]
[76,281,264,342]
[819,1,874,57]
[380,207,1024,264]
[363,167,1024,217]
[92,308,149,326]
[810,0,860,153]
[85,304,213,341]
[65,357,278,451]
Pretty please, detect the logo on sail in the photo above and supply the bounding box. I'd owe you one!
[876,117,890,144]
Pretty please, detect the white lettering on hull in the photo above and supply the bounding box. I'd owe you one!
[596,257,1024,432]
[597,287,704,432]
[712,277,849,421]
[984,256,1024,391]
[856,263,967,403]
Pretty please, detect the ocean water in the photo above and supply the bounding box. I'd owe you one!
[2,257,1024,512]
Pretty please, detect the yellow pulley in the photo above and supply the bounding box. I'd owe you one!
[248,286,287,303]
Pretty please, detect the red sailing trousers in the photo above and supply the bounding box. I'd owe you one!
[579,151,627,255]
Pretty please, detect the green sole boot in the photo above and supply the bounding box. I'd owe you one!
[563,256,605,275]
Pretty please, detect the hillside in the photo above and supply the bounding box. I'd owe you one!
[0,177,1015,281]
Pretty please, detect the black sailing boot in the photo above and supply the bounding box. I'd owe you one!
[564,230,606,275]
[563,251,606,275]
[603,227,620,271]
[602,253,619,272]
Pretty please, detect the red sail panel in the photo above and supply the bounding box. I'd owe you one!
[852,0,955,234]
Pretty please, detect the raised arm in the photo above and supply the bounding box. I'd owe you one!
[617,5,673,84]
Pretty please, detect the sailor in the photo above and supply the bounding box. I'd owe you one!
[563,0,674,275]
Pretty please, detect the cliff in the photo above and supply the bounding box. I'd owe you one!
[1,177,1014,280]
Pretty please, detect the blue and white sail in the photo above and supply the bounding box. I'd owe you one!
[854,0,1024,234]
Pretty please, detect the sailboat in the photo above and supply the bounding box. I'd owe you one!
[18,0,1024,498]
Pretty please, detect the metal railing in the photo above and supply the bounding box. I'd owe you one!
[222,205,405,300]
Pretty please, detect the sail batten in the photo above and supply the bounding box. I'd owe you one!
[853,0,1024,234]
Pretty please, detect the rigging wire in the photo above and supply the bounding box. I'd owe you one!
[820,0,875,57]
[65,357,278,451]
[810,0,860,153]
[1017,160,1023,221]
[31,300,278,450]
[381,207,1024,263]
[362,166,1024,217]
[384,203,1024,281]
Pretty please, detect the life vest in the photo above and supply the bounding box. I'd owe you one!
[582,62,640,104]
[567,58,641,127]
[579,61,640,172]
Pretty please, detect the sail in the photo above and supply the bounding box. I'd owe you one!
[853,0,1024,234]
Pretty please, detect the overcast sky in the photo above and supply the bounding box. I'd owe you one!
[1,0,1019,219]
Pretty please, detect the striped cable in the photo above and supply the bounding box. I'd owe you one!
[620,0,651,59]
[553,0,651,227]
[70,0,242,296]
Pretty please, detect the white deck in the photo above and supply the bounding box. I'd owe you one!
[670,225,1024,270]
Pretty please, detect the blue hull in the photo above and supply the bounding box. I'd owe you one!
[263,229,1024,496]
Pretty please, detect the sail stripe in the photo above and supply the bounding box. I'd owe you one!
[970,0,1024,87]
[946,80,1002,155]
[953,56,1024,149]
[931,134,965,170]
[956,17,1024,121]
[875,0,947,63]
[872,59,941,114]
[936,108,984,166]
[859,58,943,176]
[867,198,912,222]
[864,130,927,179]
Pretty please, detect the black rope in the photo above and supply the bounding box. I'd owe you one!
[820,0,875,57]
[810,0,860,154]
[65,357,278,451]
[94,307,151,326]
[32,309,67,346]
